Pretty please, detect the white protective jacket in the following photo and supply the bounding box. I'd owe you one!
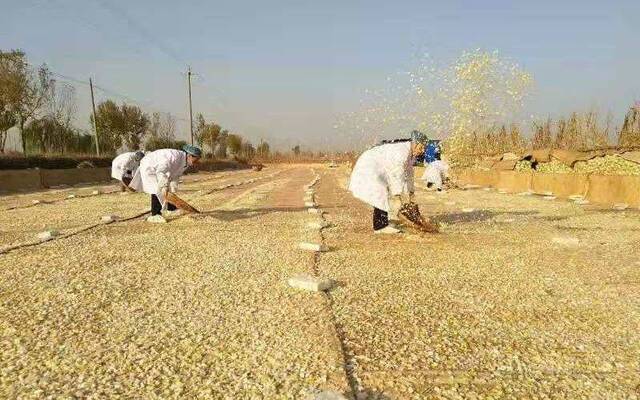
[348,141,415,212]
[129,149,187,203]
[111,152,140,181]
[421,160,449,190]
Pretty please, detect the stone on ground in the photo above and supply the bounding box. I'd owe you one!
[101,215,118,223]
[31,200,41,205]
[461,207,475,213]
[67,194,76,199]
[308,208,322,214]
[307,220,330,230]
[37,230,59,241]
[288,273,333,292]
[552,236,580,247]
[91,190,100,195]
[613,203,629,211]
[306,389,348,400]
[299,242,329,252]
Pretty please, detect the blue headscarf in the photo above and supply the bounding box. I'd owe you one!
[182,144,202,157]
[424,141,441,163]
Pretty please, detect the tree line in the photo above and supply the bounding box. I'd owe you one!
[0,49,270,160]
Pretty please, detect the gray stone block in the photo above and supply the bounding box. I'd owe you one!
[288,273,333,292]
[37,230,59,241]
[298,242,329,252]
[101,215,118,223]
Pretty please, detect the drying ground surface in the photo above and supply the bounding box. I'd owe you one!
[0,164,638,399]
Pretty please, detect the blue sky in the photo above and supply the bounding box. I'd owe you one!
[2,0,639,150]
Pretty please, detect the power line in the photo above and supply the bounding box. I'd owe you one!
[93,0,185,66]
[27,61,223,130]
[49,70,191,122]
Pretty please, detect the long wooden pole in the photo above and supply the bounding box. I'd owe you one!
[187,66,194,145]
[89,78,100,156]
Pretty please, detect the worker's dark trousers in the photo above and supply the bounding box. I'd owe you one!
[121,176,132,192]
[151,194,176,216]
[373,207,389,231]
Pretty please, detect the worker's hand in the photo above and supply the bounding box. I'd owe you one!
[169,181,178,193]
[409,192,415,204]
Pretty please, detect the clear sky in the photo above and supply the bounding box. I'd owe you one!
[2,0,639,151]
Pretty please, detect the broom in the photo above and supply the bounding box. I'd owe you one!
[398,202,439,233]
[165,192,200,214]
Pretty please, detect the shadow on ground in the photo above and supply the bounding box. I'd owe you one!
[430,210,537,225]
[188,207,308,222]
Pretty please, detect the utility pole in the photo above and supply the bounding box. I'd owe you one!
[89,78,100,156]
[187,66,194,145]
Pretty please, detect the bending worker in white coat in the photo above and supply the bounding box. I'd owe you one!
[422,159,449,191]
[348,138,425,234]
[129,144,202,223]
[111,151,145,191]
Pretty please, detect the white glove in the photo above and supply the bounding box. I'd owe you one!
[169,181,178,193]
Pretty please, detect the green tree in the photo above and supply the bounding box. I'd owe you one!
[194,113,206,146]
[120,103,149,150]
[90,100,121,153]
[203,125,221,158]
[23,116,76,154]
[0,98,17,153]
[227,133,243,155]
[91,100,149,153]
[0,49,54,154]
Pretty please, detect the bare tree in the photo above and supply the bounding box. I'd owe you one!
[619,104,640,147]
[145,112,178,151]
[26,80,78,153]
[47,81,76,131]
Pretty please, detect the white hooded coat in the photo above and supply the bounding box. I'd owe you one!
[129,149,187,203]
[348,141,415,212]
[111,152,141,181]
[421,160,449,190]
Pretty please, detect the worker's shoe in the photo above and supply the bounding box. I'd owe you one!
[374,225,402,235]
[146,215,167,224]
[164,209,183,218]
